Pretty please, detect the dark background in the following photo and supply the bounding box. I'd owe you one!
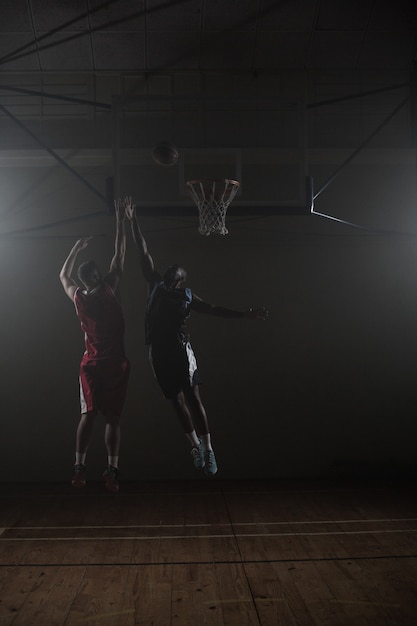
[1,0,417,482]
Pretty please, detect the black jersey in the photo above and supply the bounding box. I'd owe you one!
[145,280,192,347]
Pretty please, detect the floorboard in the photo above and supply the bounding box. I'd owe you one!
[0,478,416,625]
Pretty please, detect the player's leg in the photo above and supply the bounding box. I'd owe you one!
[151,345,200,448]
[183,384,209,435]
[103,414,121,493]
[100,358,130,493]
[72,411,97,488]
[73,359,99,487]
[151,343,208,472]
[76,411,97,452]
[170,392,205,471]
[184,385,218,476]
[171,391,194,432]
[104,414,121,460]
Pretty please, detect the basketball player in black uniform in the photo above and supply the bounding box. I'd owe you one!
[125,199,268,476]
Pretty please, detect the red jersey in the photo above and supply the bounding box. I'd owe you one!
[74,282,126,360]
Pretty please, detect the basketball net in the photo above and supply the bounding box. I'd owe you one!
[186,179,240,236]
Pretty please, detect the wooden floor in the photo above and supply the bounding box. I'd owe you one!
[0,477,417,625]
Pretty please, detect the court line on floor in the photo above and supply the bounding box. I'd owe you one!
[2,517,417,531]
[1,553,417,567]
[0,486,410,498]
[1,527,417,541]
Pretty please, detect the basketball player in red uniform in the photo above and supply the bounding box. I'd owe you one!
[124,198,268,477]
[59,199,130,492]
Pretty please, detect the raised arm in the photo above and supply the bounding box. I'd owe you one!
[59,237,92,301]
[125,197,156,283]
[191,294,268,320]
[106,198,127,291]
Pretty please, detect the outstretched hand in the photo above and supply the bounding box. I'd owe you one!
[114,197,128,223]
[247,307,269,321]
[123,196,136,221]
[74,236,92,252]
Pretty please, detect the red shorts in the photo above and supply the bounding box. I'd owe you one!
[79,357,130,416]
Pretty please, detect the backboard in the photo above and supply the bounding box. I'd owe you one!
[111,74,310,216]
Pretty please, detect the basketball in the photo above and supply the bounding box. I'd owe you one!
[152,141,179,166]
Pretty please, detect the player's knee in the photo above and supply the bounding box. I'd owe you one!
[171,393,186,411]
[104,413,121,426]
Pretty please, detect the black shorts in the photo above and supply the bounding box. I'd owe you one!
[149,341,202,399]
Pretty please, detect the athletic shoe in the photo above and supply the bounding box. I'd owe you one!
[71,463,86,488]
[190,439,205,470]
[204,449,218,476]
[103,465,119,493]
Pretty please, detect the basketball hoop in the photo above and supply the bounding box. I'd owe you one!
[186,179,240,236]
